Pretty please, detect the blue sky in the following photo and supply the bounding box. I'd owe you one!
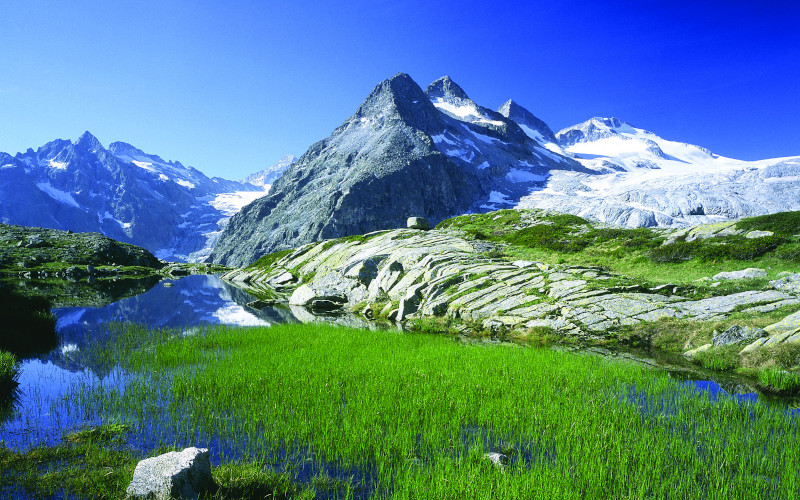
[1,0,798,179]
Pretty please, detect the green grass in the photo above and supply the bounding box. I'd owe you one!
[436,209,800,287]
[0,351,19,393]
[0,423,314,499]
[734,210,800,236]
[15,322,799,499]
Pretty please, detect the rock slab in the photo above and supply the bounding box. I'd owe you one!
[127,447,213,500]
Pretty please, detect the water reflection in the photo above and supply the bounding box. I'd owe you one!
[0,274,305,448]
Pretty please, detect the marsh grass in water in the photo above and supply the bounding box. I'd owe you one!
[4,322,793,499]
[0,351,20,393]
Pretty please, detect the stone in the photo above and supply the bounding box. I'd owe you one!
[407,217,430,230]
[712,268,767,280]
[745,230,774,239]
[684,343,712,358]
[126,447,213,500]
[288,284,347,310]
[770,273,800,294]
[712,325,767,346]
[270,271,297,286]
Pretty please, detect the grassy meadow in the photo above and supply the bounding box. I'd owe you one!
[437,209,800,288]
[3,322,798,499]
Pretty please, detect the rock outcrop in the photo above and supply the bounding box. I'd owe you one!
[222,229,800,338]
[0,223,162,271]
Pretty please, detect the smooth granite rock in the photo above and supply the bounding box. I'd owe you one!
[126,447,213,500]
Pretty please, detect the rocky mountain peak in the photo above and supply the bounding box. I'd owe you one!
[425,76,470,102]
[556,117,632,147]
[108,141,147,158]
[351,72,443,136]
[497,99,557,144]
[74,131,104,152]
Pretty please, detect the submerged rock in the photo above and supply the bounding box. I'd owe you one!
[126,447,213,500]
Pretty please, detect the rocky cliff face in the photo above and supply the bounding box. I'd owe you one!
[209,74,583,266]
[0,133,265,261]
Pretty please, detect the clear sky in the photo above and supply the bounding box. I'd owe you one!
[1,0,798,180]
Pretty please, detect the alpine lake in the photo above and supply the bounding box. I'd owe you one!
[1,272,799,499]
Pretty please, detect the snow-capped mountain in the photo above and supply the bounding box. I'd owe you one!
[210,74,586,266]
[515,117,800,226]
[241,154,296,189]
[0,132,267,261]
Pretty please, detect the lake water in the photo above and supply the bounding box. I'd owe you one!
[0,274,305,448]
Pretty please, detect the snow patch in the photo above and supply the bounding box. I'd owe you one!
[506,169,546,183]
[431,98,504,126]
[176,179,196,189]
[132,160,155,172]
[48,159,68,170]
[478,161,490,170]
[210,190,268,217]
[36,182,80,208]
[488,191,514,205]
[158,174,169,182]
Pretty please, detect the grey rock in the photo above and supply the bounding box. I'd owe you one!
[684,343,712,358]
[771,273,800,294]
[407,217,430,230]
[712,268,767,280]
[765,309,800,335]
[745,230,774,239]
[126,447,213,500]
[712,325,767,346]
[288,284,347,310]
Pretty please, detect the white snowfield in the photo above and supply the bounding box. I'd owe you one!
[516,117,800,227]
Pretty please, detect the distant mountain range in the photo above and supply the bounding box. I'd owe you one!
[209,73,800,266]
[4,73,798,267]
[0,133,292,261]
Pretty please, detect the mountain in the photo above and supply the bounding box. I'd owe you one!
[209,74,585,266]
[515,118,800,226]
[241,154,296,188]
[0,133,266,261]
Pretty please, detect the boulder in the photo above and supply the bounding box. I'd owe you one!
[684,343,712,358]
[126,447,214,500]
[712,268,767,280]
[712,325,767,346]
[288,284,348,311]
[407,217,430,230]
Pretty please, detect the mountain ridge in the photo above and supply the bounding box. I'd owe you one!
[208,73,585,266]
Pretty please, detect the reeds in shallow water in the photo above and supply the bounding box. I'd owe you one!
[20,323,800,498]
